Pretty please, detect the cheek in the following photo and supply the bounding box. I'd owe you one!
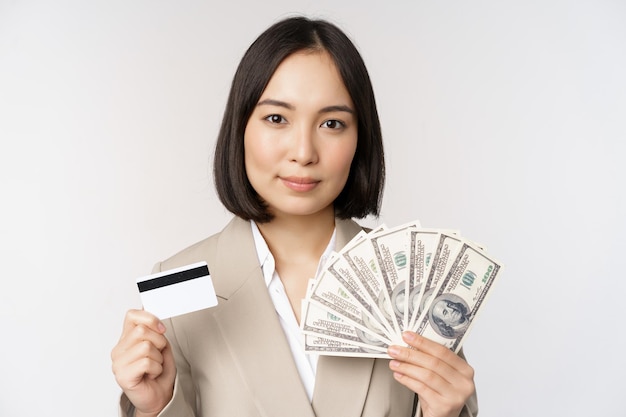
[245,145,275,174]
[243,122,282,172]
[244,132,267,172]
[334,141,358,177]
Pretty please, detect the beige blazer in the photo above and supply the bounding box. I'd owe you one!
[121,217,478,417]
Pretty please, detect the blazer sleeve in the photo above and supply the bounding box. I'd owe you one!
[155,315,197,417]
[412,401,477,417]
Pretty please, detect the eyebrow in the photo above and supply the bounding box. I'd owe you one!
[320,105,355,115]
[257,99,294,110]
[257,99,355,115]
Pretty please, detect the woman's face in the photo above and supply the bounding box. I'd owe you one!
[243,50,357,220]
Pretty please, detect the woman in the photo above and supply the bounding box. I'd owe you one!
[111,16,478,417]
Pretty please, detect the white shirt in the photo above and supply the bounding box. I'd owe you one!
[250,221,337,402]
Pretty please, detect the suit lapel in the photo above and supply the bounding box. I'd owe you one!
[210,217,316,417]
[312,356,375,417]
[311,218,376,417]
[210,217,375,417]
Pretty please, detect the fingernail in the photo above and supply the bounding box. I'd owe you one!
[389,359,400,369]
[388,346,400,357]
[157,322,166,333]
[402,331,416,342]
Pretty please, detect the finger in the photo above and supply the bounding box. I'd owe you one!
[387,334,475,393]
[388,350,452,396]
[388,335,476,406]
[114,354,165,388]
[121,309,166,338]
[129,323,169,351]
[389,360,447,401]
[112,324,169,368]
[388,344,461,387]
[113,340,165,381]
[117,339,165,367]
[401,331,474,378]
[112,324,169,361]
[389,353,473,415]
[115,309,168,354]
[399,376,464,417]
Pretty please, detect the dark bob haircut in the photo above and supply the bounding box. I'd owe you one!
[213,16,385,223]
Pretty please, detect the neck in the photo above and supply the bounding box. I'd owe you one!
[256,206,336,262]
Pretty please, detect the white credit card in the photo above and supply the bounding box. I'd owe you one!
[136,261,218,319]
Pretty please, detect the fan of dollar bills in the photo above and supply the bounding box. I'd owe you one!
[300,220,502,358]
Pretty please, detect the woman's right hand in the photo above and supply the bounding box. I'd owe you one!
[111,309,176,417]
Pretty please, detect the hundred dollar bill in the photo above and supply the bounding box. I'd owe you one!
[325,243,397,337]
[342,233,402,335]
[421,229,460,274]
[303,334,389,358]
[369,221,420,331]
[410,232,464,330]
[309,265,394,342]
[301,298,393,349]
[413,242,502,352]
[406,229,445,329]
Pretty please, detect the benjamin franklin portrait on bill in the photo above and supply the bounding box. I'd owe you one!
[428,293,471,338]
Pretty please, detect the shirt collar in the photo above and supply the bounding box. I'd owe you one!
[250,220,337,288]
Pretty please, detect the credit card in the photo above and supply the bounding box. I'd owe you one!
[136,261,218,319]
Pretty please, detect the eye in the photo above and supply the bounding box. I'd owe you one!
[321,119,345,129]
[264,114,286,124]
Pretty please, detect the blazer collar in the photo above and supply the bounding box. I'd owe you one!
[211,216,375,417]
[209,216,259,299]
[208,217,313,417]
[334,217,365,251]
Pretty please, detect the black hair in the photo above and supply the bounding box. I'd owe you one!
[213,16,385,222]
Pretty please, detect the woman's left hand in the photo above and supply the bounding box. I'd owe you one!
[387,331,475,417]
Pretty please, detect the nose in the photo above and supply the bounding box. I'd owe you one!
[288,125,318,165]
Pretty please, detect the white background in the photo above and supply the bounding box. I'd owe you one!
[1,1,625,416]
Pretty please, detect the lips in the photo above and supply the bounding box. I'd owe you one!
[280,176,320,192]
